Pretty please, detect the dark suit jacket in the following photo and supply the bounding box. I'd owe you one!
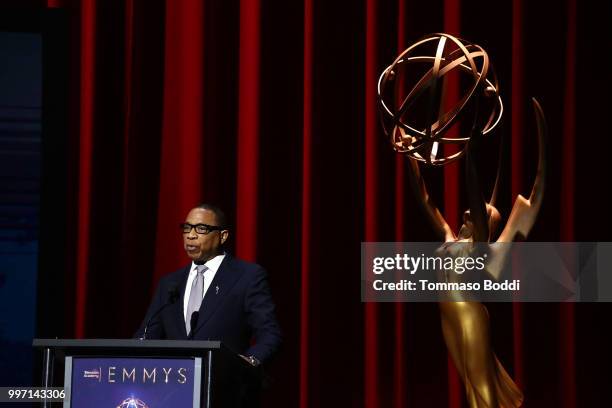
[135,255,282,364]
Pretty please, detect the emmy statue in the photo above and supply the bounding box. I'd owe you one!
[377,33,546,407]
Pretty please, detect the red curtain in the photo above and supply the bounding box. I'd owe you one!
[16,0,610,405]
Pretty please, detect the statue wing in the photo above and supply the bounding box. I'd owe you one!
[497,98,547,243]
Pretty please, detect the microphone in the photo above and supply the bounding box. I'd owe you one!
[140,285,180,340]
[188,311,200,339]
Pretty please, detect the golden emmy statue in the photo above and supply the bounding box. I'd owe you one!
[377,33,546,407]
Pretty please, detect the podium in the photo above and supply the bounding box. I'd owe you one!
[32,339,259,408]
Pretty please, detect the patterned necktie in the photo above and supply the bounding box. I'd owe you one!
[185,264,207,335]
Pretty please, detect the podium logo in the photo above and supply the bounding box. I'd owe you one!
[83,366,188,384]
[116,397,148,408]
[83,368,102,381]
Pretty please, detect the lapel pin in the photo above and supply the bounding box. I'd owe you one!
[215,286,219,295]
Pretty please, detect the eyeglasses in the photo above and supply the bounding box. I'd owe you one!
[179,223,225,235]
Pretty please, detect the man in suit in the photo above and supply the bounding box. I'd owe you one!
[135,203,282,368]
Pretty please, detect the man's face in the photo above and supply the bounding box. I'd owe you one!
[182,208,228,263]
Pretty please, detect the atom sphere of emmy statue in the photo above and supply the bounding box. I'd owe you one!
[377,33,548,407]
[116,397,149,408]
[378,32,504,166]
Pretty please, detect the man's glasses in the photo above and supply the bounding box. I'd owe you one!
[180,223,225,235]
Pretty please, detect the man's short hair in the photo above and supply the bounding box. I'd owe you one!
[195,203,228,228]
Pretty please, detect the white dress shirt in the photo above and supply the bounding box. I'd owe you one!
[183,253,225,322]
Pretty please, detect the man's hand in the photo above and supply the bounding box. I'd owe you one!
[239,354,261,367]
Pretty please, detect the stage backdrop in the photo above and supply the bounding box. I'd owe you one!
[6,0,611,406]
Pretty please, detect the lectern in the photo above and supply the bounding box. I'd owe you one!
[32,339,258,408]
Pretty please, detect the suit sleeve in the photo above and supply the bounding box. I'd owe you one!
[243,267,282,363]
[133,280,165,339]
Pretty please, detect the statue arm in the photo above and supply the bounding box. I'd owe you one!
[407,157,456,242]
